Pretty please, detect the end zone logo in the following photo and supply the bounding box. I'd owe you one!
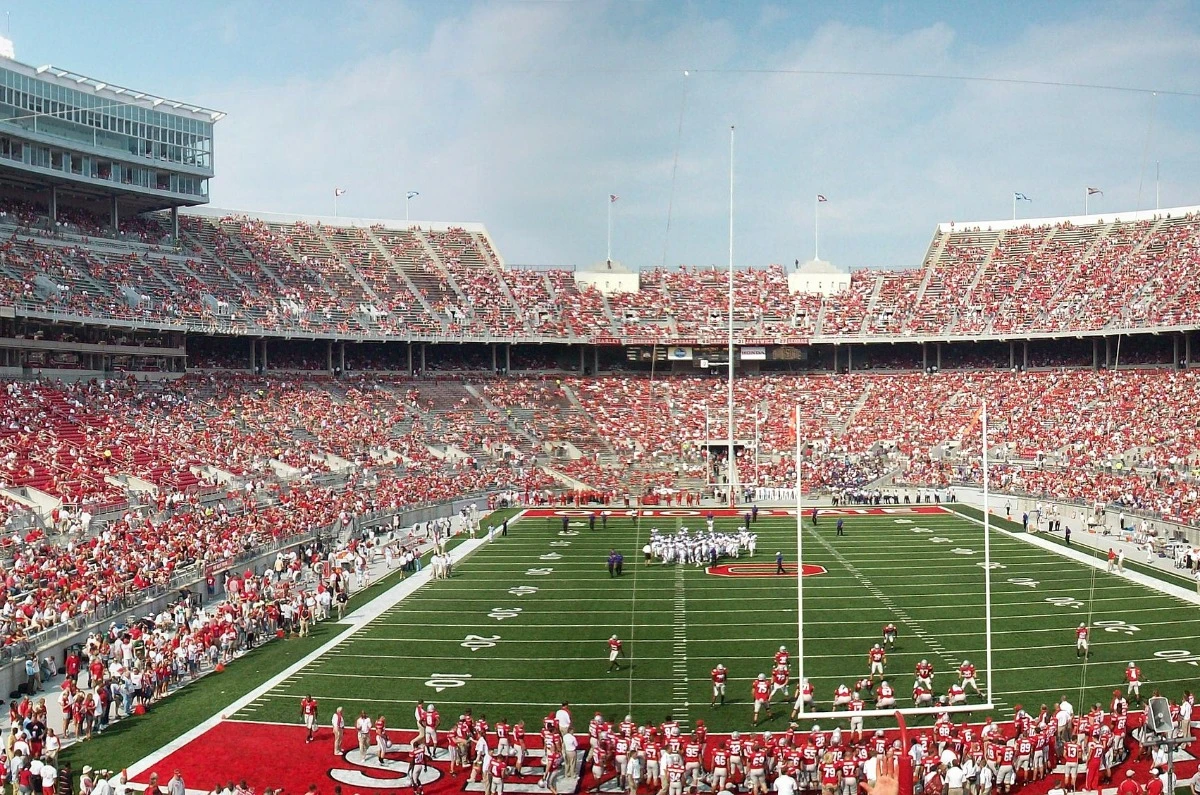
[706,563,827,578]
[134,722,583,795]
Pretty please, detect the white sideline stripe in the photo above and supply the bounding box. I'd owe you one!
[125,510,523,779]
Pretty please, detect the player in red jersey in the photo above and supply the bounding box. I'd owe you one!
[947,682,967,705]
[770,664,791,703]
[875,680,896,709]
[868,644,887,680]
[915,659,934,689]
[775,646,791,669]
[752,674,773,725]
[913,680,933,707]
[711,741,730,791]
[832,683,852,710]
[883,622,898,649]
[374,713,391,765]
[848,693,865,740]
[300,695,319,743]
[1125,662,1142,702]
[1061,735,1082,790]
[958,659,981,697]
[1076,623,1090,657]
[791,678,815,719]
[513,719,527,773]
[684,735,703,786]
[608,634,624,672]
[711,663,728,707]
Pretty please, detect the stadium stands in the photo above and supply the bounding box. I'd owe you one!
[3,198,1197,340]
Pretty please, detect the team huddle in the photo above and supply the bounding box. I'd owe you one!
[645,526,758,566]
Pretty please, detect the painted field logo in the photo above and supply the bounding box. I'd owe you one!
[706,563,827,578]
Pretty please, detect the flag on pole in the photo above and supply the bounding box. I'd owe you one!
[406,191,420,200]
[609,194,619,203]
[334,188,346,197]
[1014,192,1031,202]
[816,194,828,202]
[1087,187,1103,196]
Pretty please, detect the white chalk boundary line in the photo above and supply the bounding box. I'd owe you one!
[125,511,522,780]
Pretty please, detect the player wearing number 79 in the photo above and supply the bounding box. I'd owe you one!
[1075,623,1090,657]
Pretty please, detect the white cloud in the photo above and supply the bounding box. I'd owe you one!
[203,2,1200,272]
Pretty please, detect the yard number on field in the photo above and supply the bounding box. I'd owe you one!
[461,634,501,652]
[508,585,539,596]
[1154,650,1200,666]
[425,673,472,692]
[1095,620,1139,635]
[525,567,555,576]
[487,607,523,621]
[1045,596,1085,610]
[1007,577,1039,588]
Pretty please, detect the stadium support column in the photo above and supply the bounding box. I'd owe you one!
[1092,338,1099,369]
[1009,342,1014,369]
[171,206,179,240]
[579,345,585,372]
[593,346,599,374]
[261,340,268,372]
[110,196,119,229]
[936,342,942,370]
[1105,337,1111,369]
[407,343,413,374]
[420,343,426,372]
[1174,335,1180,367]
[491,344,497,372]
[1186,333,1192,368]
[1023,340,1029,370]
[847,345,853,372]
[48,187,57,223]
[922,343,927,370]
[340,343,345,372]
[327,341,333,372]
[506,343,512,372]
[249,339,256,372]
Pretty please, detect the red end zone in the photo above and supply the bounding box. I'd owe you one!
[707,563,828,577]
[523,507,950,518]
[132,717,1198,795]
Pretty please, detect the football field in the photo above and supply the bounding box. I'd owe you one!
[236,505,1200,733]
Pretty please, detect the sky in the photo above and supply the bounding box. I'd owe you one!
[5,1,1200,271]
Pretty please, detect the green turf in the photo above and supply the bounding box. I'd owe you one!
[238,507,1200,736]
[61,507,524,779]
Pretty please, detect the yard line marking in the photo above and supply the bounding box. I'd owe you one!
[672,565,691,727]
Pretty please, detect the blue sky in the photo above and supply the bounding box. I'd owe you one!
[7,1,1200,270]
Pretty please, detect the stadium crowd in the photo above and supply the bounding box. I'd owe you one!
[3,198,1199,340]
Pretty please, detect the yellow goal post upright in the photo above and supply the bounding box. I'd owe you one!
[792,403,997,721]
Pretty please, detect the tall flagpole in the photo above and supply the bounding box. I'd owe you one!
[1156,161,1160,211]
[814,195,820,261]
[607,197,613,263]
[795,403,804,713]
[726,126,736,506]
[982,399,995,703]
[1012,192,1017,221]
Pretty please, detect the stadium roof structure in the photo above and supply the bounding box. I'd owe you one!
[29,62,226,122]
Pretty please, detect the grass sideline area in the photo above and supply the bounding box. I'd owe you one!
[232,506,1200,739]
[948,503,1200,590]
[58,507,522,779]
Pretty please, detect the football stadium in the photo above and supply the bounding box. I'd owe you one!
[0,4,1198,794]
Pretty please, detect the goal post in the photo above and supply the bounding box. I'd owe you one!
[792,402,998,720]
